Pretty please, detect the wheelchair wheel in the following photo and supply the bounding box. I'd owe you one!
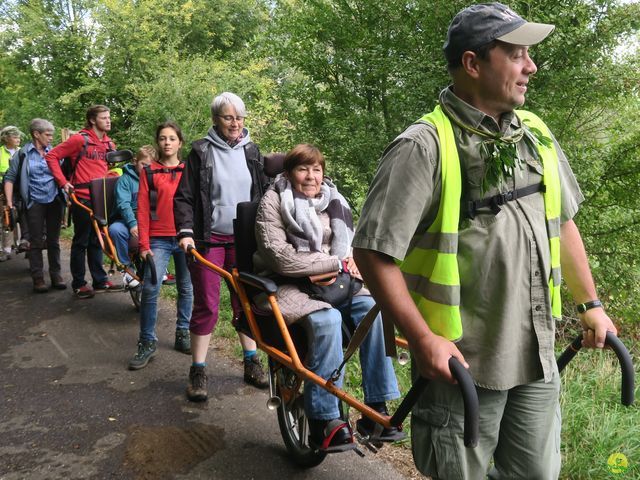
[272,361,326,468]
[129,284,142,311]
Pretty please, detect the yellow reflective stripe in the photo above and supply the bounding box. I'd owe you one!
[403,272,460,306]
[549,236,561,269]
[413,231,458,253]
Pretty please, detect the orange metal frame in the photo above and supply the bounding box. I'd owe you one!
[69,191,141,281]
[189,247,406,430]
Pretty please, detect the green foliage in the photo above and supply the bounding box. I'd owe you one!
[559,347,640,478]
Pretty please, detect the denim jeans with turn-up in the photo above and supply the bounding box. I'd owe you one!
[139,237,193,342]
[300,294,400,420]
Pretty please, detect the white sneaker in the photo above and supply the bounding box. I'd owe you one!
[123,272,140,288]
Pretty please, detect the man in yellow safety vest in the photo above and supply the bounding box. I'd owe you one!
[353,3,618,479]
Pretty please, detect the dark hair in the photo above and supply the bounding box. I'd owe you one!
[155,121,184,160]
[283,143,325,174]
[447,40,498,71]
[85,105,110,129]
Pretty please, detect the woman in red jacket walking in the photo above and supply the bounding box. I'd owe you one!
[128,121,193,370]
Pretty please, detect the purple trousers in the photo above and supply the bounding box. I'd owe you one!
[189,233,242,335]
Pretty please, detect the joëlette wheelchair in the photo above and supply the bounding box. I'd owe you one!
[187,154,634,468]
[68,150,156,309]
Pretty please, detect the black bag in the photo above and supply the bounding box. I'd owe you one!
[303,272,363,306]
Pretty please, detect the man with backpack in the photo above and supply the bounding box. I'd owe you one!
[45,105,122,298]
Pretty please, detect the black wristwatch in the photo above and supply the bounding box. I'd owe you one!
[576,299,602,314]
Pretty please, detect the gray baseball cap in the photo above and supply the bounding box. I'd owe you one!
[443,3,555,64]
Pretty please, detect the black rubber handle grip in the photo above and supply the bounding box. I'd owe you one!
[145,253,157,286]
[389,357,479,448]
[557,331,635,406]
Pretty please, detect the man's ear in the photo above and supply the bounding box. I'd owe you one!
[461,51,481,79]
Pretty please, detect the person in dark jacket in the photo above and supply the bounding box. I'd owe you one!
[45,105,122,298]
[175,91,269,402]
[108,145,156,287]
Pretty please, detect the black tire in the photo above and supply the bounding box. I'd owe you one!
[272,362,327,468]
[129,284,142,311]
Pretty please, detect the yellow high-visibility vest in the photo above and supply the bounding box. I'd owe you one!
[397,106,562,341]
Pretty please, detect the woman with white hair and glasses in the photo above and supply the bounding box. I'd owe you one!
[3,119,66,292]
[175,92,270,401]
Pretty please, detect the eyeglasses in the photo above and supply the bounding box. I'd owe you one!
[216,115,245,123]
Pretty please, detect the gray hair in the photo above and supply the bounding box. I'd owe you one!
[0,125,24,143]
[29,118,54,135]
[210,92,247,119]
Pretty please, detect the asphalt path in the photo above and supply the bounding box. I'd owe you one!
[0,247,410,480]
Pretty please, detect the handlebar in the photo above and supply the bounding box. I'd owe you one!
[557,331,635,406]
[390,357,479,448]
[145,253,157,286]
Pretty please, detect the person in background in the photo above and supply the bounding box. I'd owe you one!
[3,119,66,292]
[128,121,193,370]
[175,91,269,401]
[352,3,618,478]
[109,145,156,288]
[1,125,25,260]
[45,105,122,298]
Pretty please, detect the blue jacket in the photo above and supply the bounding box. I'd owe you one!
[3,143,62,209]
[112,163,140,229]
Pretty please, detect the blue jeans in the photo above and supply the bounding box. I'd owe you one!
[301,295,400,420]
[139,237,193,342]
[108,221,131,266]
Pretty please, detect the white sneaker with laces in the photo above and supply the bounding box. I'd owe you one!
[123,272,140,288]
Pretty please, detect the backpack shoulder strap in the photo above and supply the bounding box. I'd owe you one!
[144,165,159,221]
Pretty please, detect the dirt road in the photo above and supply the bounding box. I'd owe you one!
[0,249,410,479]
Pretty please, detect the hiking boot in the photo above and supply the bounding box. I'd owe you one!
[356,402,406,443]
[74,284,95,299]
[174,329,191,354]
[0,251,9,262]
[33,277,48,293]
[128,340,157,370]
[94,280,124,292]
[243,355,269,389]
[50,274,67,290]
[186,365,208,402]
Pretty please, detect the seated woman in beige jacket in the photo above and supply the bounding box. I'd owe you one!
[253,143,402,453]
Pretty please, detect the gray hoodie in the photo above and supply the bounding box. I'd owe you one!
[205,127,252,234]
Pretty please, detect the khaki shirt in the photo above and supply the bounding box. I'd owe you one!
[353,87,584,389]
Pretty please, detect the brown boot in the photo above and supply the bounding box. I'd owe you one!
[50,274,67,290]
[243,355,269,389]
[186,365,208,402]
[33,278,48,293]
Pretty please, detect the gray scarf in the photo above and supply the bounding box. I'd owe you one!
[274,175,353,259]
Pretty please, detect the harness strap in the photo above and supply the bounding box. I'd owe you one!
[465,182,545,219]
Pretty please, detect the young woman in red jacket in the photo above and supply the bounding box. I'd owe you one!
[128,121,193,370]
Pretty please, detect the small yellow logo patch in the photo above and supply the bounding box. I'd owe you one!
[607,453,629,474]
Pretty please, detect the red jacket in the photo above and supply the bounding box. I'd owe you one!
[45,128,115,199]
[137,161,184,251]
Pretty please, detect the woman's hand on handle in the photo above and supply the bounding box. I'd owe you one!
[179,237,195,253]
[140,249,153,259]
